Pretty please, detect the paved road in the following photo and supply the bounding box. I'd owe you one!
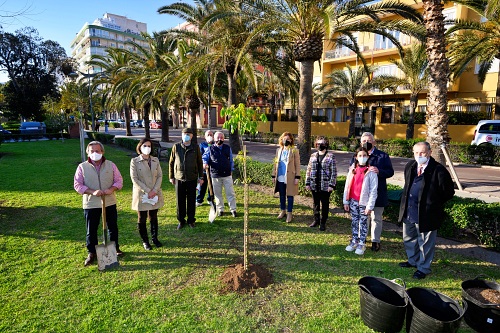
[108,127,500,203]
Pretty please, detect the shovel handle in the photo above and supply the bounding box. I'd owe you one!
[101,195,108,244]
[206,167,214,196]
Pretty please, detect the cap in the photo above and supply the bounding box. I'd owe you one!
[182,128,193,134]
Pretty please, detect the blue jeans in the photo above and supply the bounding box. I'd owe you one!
[277,181,294,212]
[349,199,368,244]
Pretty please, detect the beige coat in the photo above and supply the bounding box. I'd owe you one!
[272,147,301,196]
[130,155,165,211]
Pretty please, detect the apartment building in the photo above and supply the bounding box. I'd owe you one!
[70,13,148,74]
[312,1,498,137]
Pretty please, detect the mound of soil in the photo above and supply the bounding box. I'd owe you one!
[466,287,500,304]
[219,263,273,294]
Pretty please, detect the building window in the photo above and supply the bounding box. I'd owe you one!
[374,30,400,50]
[418,105,427,113]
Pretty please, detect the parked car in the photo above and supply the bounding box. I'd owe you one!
[471,120,500,146]
[150,120,162,129]
[136,120,144,128]
[0,124,12,140]
[20,122,46,137]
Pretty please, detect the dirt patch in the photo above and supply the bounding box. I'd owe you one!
[219,263,273,294]
[466,287,500,304]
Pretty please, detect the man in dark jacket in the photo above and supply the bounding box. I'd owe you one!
[169,128,203,229]
[353,132,394,252]
[398,142,455,279]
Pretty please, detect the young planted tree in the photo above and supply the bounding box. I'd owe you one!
[221,103,267,270]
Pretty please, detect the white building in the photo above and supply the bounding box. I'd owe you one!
[70,13,148,73]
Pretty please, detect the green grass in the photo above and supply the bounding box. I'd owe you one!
[0,140,498,333]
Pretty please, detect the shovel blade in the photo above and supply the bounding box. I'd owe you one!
[95,241,119,271]
[208,204,217,223]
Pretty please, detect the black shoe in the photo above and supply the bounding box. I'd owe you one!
[371,242,381,252]
[177,223,185,230]
[319,224,326,231]
[143,242,152,250]
[188,223,195,228]
[231,211,237,218]
[84,253,96,266]
[413,270,426,280]
[152,239,163,247]
[399,261,416,268]
[309,221,320,228]
[218,211,224,217]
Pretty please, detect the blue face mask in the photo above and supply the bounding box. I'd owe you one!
[182,134,191,142]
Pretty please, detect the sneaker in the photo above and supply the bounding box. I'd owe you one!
[84,253,96,266]
[207,199,213,205]
[355,243,366,255]
[196,202,203,207]
[345,241,358,252]
[231,211,237,218]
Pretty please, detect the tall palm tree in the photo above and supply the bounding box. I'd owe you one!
[316,64,376,138]
[422,0,450,162]
[267,0,423,164]
[448,0,500,120]
[372,43,429,139]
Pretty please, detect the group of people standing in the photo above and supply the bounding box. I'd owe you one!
[75,129,455,279]
[271,131,454,279]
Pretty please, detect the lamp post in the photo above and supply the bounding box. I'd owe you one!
[207,66,211,129]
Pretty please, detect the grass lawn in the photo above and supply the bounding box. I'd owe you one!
[0,139,498,333]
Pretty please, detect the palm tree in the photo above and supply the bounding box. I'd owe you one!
[372,43,429,139]
[267,0,423,164]
[448,0,500,120]
[316,64,376,138]
[421,0,450,162]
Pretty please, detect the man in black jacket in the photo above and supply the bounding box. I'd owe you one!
[398,142,455,279]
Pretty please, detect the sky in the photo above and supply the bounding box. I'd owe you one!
[0,0,193,81]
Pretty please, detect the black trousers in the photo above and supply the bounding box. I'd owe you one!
[175,179,197,224]
[84,204,119,254]
[312,190,331,224]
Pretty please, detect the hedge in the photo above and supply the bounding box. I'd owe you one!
[86,132,115,144]
[234,157,500,250]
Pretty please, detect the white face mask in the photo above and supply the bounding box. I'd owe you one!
[206,136,214,143]
[141,146,152,155]
[358,156,368,165]
[415,156,428,165]
[89,152,102,161]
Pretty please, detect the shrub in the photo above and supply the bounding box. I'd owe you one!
[87,132,115,144]
[114,137,140,152]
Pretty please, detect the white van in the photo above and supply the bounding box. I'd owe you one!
[471,120,500,146]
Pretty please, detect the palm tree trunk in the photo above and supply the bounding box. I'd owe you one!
[190,107,198,146]
[144,103,151,139]
[407,93,418,139]
[348,104,356,138]
[124,103,132,136]
[227,73,241,154]
[298,60,314,165]
[423,0,449,164]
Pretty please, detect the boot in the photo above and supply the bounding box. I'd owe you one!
[138,223,152,250]
[286,212,293,223]
[277,210,286,219]
[319,222,326,231]
[150,219,162,247]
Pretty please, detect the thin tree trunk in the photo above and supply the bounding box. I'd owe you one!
[407,93,418,139]
[190,107,198,146]
[161,97,169,142]
[495,68,500,120]
[423,0,449,164]
[227,73,241,154]
[298,60,314,165]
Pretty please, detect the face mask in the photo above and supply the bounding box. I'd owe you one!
[141,146,151,155]
[182,134,191,142]
[415,156,428,165]
[283,139,291,147]
[216,140,224,146]
[89,152,102,161]
[317,144,327,151]
[358,156,368,165]
[206,136,214,144]
[362,142,373,151]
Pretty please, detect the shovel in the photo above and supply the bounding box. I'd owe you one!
[206,168,217,223]
[95,195,119,271]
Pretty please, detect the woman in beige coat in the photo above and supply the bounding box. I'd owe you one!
[272,132,301,222]
[130,138,165,250]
